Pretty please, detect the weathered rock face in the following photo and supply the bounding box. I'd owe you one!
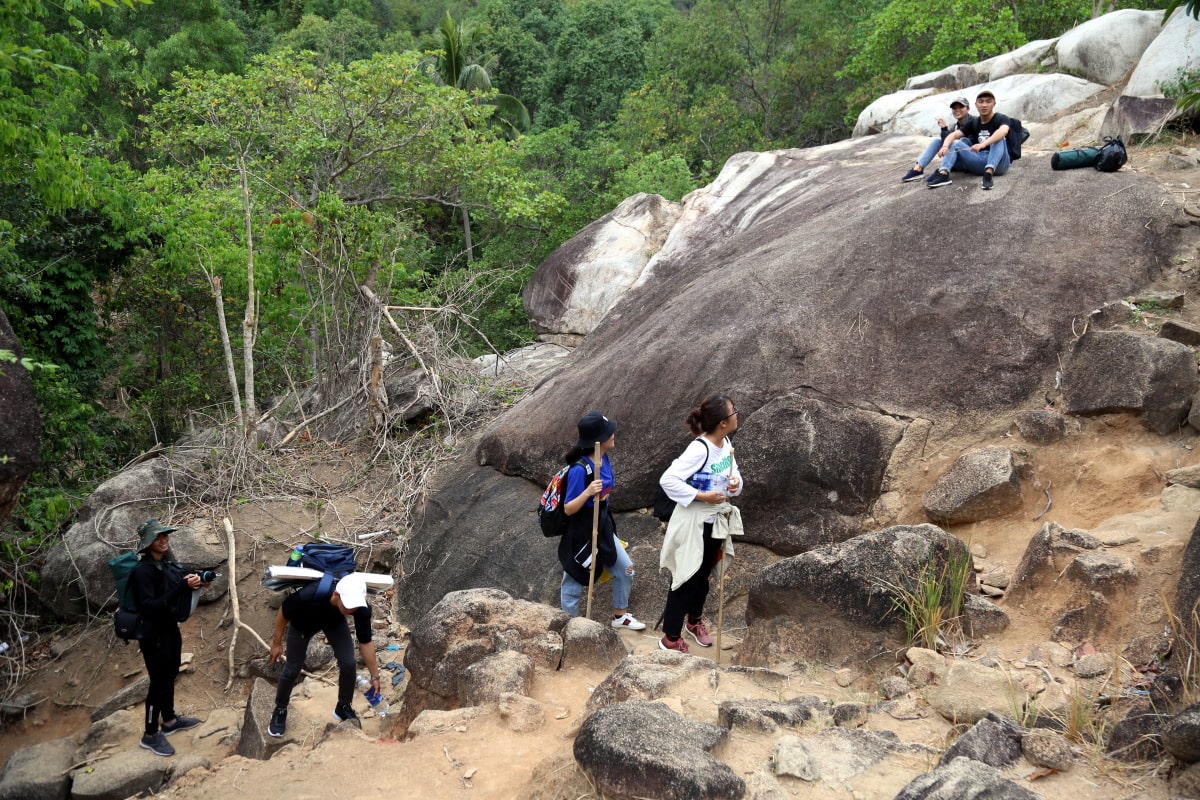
[1055,9,1163,87]
[573,701,745,800]
[0,309,40,528]
[1062,330,1197,434]
[922,446,1022,525]
[732,395,906,555]
[400,65,1187,628]
[525,193,682,336]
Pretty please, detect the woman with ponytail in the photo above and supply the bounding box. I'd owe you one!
[657,396,743,654]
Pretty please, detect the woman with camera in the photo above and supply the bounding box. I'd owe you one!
[130,519,210,757]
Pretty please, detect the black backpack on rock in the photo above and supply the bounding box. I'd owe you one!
[1005,117,1030,161]
[1094,137,1127,172]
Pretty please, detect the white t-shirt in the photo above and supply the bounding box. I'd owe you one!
[659,437,742,508]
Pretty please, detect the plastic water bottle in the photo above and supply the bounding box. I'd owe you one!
[355,675,389,717]
[287,548,303,566]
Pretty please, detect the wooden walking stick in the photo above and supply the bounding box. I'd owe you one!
[585,442,601,619]
[716,554,725,664]
[715,446,736,663]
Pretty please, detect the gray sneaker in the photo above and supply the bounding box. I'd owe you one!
[139,732,175,757]
[161,715,202,736]
[981,172,994,190]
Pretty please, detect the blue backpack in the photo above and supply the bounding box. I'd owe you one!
[289,543,357,601]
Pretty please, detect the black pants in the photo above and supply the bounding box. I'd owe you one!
[663,522,721,638]
[274,618,357,709]
[139,625,182,735]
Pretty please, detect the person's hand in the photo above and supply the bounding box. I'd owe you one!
[936,116,946,128]
[727,475,741,493]
[937,146,948,157]
[185,573,202,589]
[588,479,603,497]
[625,563,635,576]
[971,143,984,152]
[370,675,381,694]
[269,642,283,665]
[700,490,726,504]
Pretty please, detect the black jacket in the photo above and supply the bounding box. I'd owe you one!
[131,557,192,634]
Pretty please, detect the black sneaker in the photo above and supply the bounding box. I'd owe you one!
[333,703,359,724]
[161,715,202,736]
[139,732,176,757]
[981,172,994,190]
[901,168,924,183]
[268,707,287,738]
[927,171,952,188]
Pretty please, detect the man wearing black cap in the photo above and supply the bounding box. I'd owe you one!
[131,519,207,757]
[927,89,1012,190]
[901,96,977,183]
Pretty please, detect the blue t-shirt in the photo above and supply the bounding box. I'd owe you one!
[565,454,613,508]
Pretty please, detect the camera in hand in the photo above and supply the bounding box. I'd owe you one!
[198,570,218,583]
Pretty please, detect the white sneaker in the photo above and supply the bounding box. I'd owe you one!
[611,613,646,631]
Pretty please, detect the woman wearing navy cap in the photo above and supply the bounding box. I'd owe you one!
[557,411,645,630]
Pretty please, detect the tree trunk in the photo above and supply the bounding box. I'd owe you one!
[237,153,258,432]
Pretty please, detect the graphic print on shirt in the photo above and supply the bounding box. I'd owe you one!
[688,450,732,493]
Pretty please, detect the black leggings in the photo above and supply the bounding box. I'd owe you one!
[663,522,721,638]
[139,625,182,735]
[274,618,357,709]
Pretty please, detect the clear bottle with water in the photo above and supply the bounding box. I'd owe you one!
[355,675,389,717]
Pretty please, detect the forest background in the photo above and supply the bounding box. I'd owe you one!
[1,0,1192,609]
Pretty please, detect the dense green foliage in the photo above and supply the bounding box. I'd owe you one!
[0,0,1178,551]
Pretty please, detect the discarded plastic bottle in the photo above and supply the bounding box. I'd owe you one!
[287,548,303,566]
[355,675,389,717]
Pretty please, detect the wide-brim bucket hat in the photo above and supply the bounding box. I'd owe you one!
[576,412,617,449]
[137,518,178,552]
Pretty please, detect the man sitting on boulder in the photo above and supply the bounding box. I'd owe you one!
[901,96,977,183]
[266,573,380,737]
[926,90,1011,191]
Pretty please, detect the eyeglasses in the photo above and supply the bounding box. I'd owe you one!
[721,407,738,422]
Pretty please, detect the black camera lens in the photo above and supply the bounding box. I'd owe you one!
[199,570,217,583]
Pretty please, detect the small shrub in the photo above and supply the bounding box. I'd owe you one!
[880,548,972,651]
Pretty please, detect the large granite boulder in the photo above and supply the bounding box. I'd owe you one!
[400,104,1184,629]
[731,394,905,555]
[1055,9,1164,86]
[390,589,570,735]
[739,524,973,667]
[0,309,40,527]
[1123,8,1200,99]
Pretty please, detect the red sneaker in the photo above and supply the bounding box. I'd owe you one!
[658,635,690,654]
[685,618,713,647]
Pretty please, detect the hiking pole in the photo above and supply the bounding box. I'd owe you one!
[585,442,601,620]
